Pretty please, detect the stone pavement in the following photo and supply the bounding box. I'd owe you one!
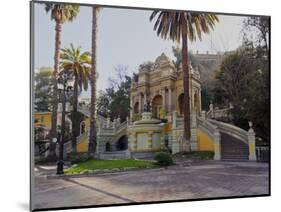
[32,160,269,210]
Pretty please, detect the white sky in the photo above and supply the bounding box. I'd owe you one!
[34,4,246,96]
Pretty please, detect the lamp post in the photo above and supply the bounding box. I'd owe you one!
[56,71,72,175]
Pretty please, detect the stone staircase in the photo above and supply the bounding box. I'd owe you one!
[99,150,130,160]
[220,132,249,161]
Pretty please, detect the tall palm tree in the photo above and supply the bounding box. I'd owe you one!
[150,11,219,151]
[88,6,102,159]
[60,44,91,153]
[44,3,80,158]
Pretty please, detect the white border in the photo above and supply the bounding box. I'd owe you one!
[1,0,280,212]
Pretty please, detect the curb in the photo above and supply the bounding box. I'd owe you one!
[46,166,165,179]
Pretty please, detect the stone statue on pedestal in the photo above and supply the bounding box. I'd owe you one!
[143,100,151,112]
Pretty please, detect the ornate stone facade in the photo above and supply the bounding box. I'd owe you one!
[130,53,202,120]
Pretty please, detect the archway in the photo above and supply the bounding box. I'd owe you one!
[134,102,139,114]
[105,142,111,152]
[178,93,184,115]
[194,92,200,114]
[80,121,86,135]
[152,95,163,118]
[116,135,128,150]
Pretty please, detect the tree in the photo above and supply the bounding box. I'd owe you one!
[213,48,269,142]
[88,6,102,159]
[44,3,80,159]
[60,44,91,153]
[171,46,199,71]
[97,65,132,122]
[243,16,269,52]
[34,67,52,112]
[150,12,219,150]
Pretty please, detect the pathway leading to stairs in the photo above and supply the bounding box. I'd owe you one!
[33,160,269,210]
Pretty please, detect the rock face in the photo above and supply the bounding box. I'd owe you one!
[128,112,165,158]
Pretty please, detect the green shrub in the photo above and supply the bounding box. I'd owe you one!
[67,152,88,164]
[190,151,214,159]
[154,152,174,166]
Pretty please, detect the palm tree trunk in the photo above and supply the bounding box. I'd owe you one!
[181,19,191,152]
[49,20,61,159]
[88,6,98,159]
[71,78,78,153]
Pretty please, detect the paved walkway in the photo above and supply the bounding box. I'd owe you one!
[33,160,269,210]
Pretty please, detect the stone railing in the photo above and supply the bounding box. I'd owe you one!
[256,146,269,162]
[197,116,221,160]
[207,119,248,144]
[206,103,232,120]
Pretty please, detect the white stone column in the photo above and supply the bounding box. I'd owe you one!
[248,121,257,161]
[172,111,177,129]
[143,93,147,105]
[198,88,202,113]
[168,88,172,113]
[138,94,142,113]
[162,88,166,110]
[190,110,198,151]
[214,129,221,160]
[130,97,133,120]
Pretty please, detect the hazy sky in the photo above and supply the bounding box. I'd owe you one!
[34,3,246,96]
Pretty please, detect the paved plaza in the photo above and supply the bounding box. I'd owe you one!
[33,160,269,210]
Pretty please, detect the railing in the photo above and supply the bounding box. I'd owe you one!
[206,106,231,120]
[256,146,269,162]
[207,119,248,144]
[197,116,218,141]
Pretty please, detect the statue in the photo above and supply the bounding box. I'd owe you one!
[144,100,152,112]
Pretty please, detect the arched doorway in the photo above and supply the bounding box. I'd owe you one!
[105,142,111,152]
[116,135,128,150]
[194,92,200,114]
[80,121,86,135]
[152,95,163,118]
[178,93,184,115]
[134,102,139,114]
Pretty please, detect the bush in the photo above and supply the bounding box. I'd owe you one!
[67,152,88,164]
[189,151,214,159]
[154,152,174,166]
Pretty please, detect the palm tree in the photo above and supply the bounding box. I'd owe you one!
[150,11,219,150]
[88,6,102,159]
[60,44,91,153]
[44,3,80,158]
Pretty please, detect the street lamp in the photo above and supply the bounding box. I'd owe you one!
[56,71,72,175]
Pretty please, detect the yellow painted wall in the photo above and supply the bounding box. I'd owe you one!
[77,137,89,152]
[34,112,52,129]
[164,123,172,132]
[85,117,90,128]
[197,129,214,151]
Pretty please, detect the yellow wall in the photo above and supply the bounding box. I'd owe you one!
[77,138,89,152]
[164,123,172,132]
[34,112,52,129]
[197,129,214,151]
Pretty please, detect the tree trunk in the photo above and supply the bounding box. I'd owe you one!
[49,20,62,159]
[71,78,78,153]
[88,7,98,159]
[181,19,191,152]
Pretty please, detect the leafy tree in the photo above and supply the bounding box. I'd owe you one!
[150,11,219,150]
[34,67,52,112]
[171,46,199,71]
[44,3,80,159]
[243,16,269,52]
[60,44,91,153]
[213,48,269,142]
[139,61,154,71]
[97,65,132,122]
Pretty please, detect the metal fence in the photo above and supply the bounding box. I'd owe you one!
[256,146,270,162]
